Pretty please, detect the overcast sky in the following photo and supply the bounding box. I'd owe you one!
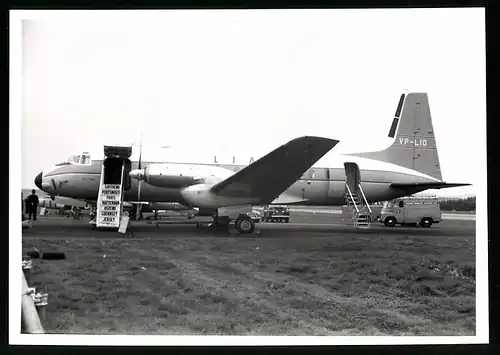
[20,9,485,197]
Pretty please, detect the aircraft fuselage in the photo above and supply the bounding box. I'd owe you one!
[39,157,436,207]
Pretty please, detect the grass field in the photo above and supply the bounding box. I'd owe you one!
[21,220,476,336]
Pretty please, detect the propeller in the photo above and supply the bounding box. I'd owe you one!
[135,133,144,220]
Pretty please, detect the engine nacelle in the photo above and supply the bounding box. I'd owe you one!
[141,164,203,188]
[132,163,233,189]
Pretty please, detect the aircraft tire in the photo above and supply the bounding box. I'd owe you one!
[384,217,397,227]
[235,215,255,234]
[420,218,433,228]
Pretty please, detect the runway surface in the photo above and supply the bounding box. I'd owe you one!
[22,210,476,239]
[20,209,476,336]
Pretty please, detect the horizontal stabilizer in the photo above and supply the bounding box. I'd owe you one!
[210,136,339,203]
[390,182,471,190]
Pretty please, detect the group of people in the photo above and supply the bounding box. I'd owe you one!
[22,189,39,221]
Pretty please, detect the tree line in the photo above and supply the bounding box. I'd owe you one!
[439,196,476,212]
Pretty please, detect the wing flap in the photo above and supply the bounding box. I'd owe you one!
[210,136,339,203]
[271,193,309,205]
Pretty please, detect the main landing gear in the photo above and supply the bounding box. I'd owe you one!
[211,214,255,234]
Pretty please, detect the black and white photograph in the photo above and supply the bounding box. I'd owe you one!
[10,8,487,346]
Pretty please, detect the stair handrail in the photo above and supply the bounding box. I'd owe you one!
[95,162,106,225]
[358,183,372,214]
[345,183,359,213]
[119,163,125,219]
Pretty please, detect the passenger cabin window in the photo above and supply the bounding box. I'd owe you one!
[399,201,404,208]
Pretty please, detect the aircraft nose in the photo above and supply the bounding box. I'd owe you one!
[34,172,43,190]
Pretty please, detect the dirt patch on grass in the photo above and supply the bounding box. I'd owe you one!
[21,233,475,335]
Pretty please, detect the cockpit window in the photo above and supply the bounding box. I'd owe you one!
[58,153,91,166]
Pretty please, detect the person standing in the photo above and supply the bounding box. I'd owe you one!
[22,192,26,221]
[27,189,39,221]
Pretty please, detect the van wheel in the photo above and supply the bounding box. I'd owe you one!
[235,215,255,234]
[384,217,397,227]
[421,218,433,228]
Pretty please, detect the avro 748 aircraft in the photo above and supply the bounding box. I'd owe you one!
[34,92,469,232]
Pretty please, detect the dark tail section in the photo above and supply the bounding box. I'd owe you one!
[347,92,443,181]
[390,182,471,189]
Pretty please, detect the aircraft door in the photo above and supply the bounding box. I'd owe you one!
[123,159,131,191]
[103,158,123,184]
[344,162,361,195]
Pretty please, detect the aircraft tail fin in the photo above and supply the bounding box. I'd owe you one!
[346,92,443,181]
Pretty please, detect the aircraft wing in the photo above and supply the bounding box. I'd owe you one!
[390,182,471,189]
[210,136,339,203]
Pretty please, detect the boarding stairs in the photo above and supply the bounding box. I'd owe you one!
[93,146,132,229]
[344,162,372,229]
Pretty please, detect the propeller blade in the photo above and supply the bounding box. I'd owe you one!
[136,132,143,220]
[138,132,143,170]
[135,182,143,220]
